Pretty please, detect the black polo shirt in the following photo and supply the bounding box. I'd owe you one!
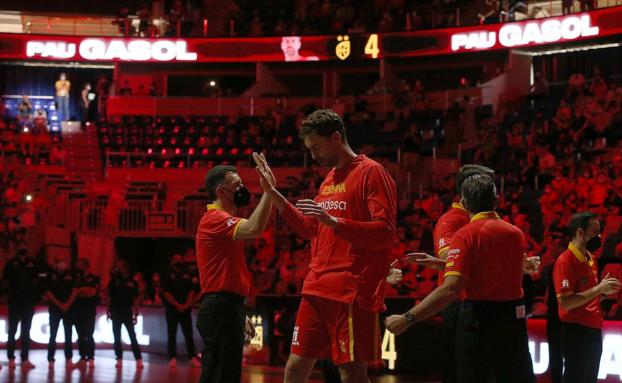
[75,272,101,309]
[161,268,195,308]
[108,275,138,313]
[2,256,39,304]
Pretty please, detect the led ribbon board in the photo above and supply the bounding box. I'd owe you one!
[0,7,620,62]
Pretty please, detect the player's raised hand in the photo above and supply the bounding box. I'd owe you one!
[253,152,276,191]
[296,199,338,228]
[522,256,541,275]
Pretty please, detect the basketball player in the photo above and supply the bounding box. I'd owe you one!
[253,109,397,383]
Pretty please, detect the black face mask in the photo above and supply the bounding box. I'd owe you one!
[586,235,602,252]
[224,186,250,208]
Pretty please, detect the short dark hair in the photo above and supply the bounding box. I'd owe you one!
[300,109,347,140]
[461,174,497,214]
[456,164,495,194]
[567,212,598,239]
[204,165,237,200]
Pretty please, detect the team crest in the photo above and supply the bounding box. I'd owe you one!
[340,339,346,353]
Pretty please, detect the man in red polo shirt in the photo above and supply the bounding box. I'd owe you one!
[195,161,274,383]
[433,164,493,383]
[385,174,535,383]
[553,212,621,383]
[255,109,396,383]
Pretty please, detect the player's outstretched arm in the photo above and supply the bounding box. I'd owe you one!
[385,275,464,335]
[253,152,319,239]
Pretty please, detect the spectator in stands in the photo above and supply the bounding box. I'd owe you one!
[17,96,33,126]
[55,73,71,122]
[135,85,149,97]
[80,83,92,127]
[579,0,595,11]
[568,71,586,100]
[149,81,158,97]
[96,74,110,118]
[561,0,574,15]
[530,72,549,97]
[478,0,499,24]
[119,80,132,96]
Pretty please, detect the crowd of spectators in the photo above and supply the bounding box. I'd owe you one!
[111,0,611,38]
[0,98,65,166]
[2,60,622,322]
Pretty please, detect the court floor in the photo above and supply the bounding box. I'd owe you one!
[0,350,439,383]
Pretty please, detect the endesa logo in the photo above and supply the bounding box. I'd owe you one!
[26,39,198,62]
[451,14,599,52]
[318,199,347,212]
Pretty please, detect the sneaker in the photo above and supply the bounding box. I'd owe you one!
[168,358,177,369]
[22,360,36,369]
[115,359,122,368]
[88,359,95,368]
[136,359,144,369]
[8,359,16,369]
[74,359,87,369]
[190,357,201,368]
[48,361,55,369]
[66,360,76,369]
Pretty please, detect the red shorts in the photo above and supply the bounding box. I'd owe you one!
[290,295,380,365]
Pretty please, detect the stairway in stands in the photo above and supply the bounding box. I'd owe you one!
[62,121,103,182]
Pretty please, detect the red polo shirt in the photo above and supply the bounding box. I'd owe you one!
[444,211,525,301]
[195,204,251,297]
[553,243,602,329]
[433,202,470,286]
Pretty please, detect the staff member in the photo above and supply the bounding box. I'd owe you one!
[432,164,494,383]
[44,259,78,368]
[385,174,535,383]
[73,258,100,368]
[3,243,38,369]
[553,212,621,383]
[162,253,200,369]
[107,259,143,369]
[195,159,272,383]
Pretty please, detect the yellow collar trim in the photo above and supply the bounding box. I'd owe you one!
[470,211,500,222]
[207,203,225,211]
[452,202,468,212]
[568,242,592,264]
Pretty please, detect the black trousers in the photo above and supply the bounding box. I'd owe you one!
[165,307,197,359]
[455,300,535,383]
[74,305,97,360]
[7,301,35,360]
[561,322,602,383]
[546,315,563,383]
[111,309,142,360]
[196,292,246,383]
[441,300,460,383]
[48,305,73,362]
